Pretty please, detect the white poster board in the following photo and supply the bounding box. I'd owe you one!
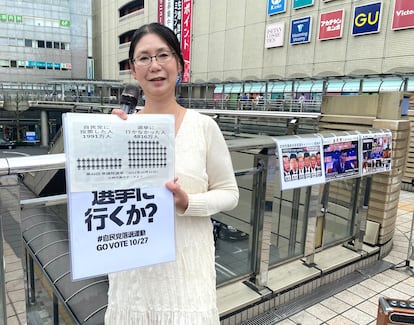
[63,113,176,280]
[274,135,325,190]
[360,130,392,176]
[321,132,360,182]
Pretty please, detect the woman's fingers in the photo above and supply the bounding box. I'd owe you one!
[111,108,128,120]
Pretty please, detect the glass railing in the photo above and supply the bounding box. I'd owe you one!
[0,131,366,324]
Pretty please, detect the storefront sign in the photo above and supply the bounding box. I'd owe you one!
[392,0,414,30]
[181,0,192,82]
[290,16,312,44]
[293,0,314,10]
[352,2,382,36]
[318,9,344,40]
[268,0,286,15]
[265,22,285,48]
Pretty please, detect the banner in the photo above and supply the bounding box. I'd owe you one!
[181,0,192,82]
[63,113,176,280]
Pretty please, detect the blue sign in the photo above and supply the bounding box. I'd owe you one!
[268,0,286,15]
[25,131,36,142]
[290,16,312,44]
[352,2,382,36]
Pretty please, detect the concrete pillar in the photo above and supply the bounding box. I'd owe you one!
[40,110,49,147]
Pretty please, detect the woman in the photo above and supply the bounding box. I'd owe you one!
[105,23,239,324]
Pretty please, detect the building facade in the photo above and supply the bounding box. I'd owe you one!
[92,0,414,99]
[0,0,92,83]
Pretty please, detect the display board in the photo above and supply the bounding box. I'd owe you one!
[63,113,176,280]
[274,129,392,190]
[321,132,360,181]
[274,134,325,190]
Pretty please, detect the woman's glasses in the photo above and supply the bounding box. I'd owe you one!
[131,51,175,66]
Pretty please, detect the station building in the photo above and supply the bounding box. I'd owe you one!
[92,0,414,101]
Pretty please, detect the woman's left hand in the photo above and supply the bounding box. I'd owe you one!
[165,177,189,213]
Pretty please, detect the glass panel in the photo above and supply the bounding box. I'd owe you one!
[342,80,360,92]
[326,80,344,92]
[230,83,242,94]
[379,79,404,92]
[311,81,324,92]
[214,150,255,285]
[269,187,307,264]
[406,78,414,91]
[295,81,313,93]
[322,179,356,246]
[362,79,381,93]
[270,82,288,92]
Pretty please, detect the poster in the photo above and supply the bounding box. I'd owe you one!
[360,130,392,176]
[274,135,325,190]
[63,113,176,280]
[322,132,360,181]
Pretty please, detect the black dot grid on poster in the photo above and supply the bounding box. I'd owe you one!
[77,157,122,170]
[128,140,168,168]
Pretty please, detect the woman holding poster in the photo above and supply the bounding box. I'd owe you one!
[106,23,239,324]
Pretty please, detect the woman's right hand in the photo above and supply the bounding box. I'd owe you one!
[111,108,128,120]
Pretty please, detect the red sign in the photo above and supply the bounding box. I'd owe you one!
[158,0,164,24]
[392,0,414,30]
[181,0,192,82]
[318,9,344,40]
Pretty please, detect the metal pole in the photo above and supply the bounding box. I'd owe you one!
[0,210,7,324]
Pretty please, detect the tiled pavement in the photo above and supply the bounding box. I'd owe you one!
[281,190,414,325]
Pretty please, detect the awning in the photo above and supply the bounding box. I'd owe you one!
[249,83,266,93]
[213,84,225,94]
[379,79,404,92]
[294,80,325,93]
[269,81,292,93]
[295,81,313,93]
[342,80,360,92]
[326,80,344,92]
[311,81,324,92]
[230,83,242,93]
[362,79,381,93]
[406,79,414,91]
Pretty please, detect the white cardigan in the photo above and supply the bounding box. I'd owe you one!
[105,109,239,325]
